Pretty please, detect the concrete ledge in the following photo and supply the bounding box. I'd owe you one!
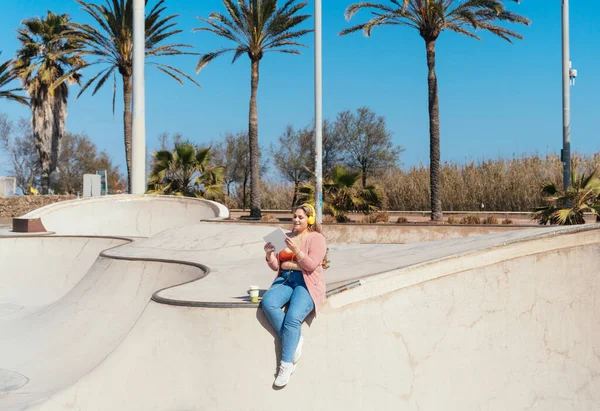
[328,224,600,309]
[12,218,46,233]
[209,219,541,244]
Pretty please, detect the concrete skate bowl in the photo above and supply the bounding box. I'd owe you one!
[0,236,129,316]
[19,225,600,411]
[21,194,229,237]
[0,247,206,411]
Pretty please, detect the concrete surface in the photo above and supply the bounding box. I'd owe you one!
[1,195,598,410]
[0,236,129,313]
[0,256,203,410]
[218,219,539,244]
[25,226,600,411]
[21,194,229,237]
[101,222,557,305]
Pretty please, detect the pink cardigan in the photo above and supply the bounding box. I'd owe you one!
[266,231,327,313]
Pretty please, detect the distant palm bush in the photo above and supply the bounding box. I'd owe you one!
[531,168,600,225]
[147,143,224,199]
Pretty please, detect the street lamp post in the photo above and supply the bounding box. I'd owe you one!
[561,0,577,192]
[314,0,323,222]
[131,0,146,195]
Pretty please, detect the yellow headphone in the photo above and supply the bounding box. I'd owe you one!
[302,203,316,225]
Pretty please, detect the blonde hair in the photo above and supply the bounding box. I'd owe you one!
[294,204,329,269]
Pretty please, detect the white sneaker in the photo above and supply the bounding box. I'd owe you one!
[293,335,304,364]
[274,361,296,387]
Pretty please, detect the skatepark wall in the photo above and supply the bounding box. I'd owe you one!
[22,195,229,237]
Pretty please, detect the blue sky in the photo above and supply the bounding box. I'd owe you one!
[0,0,599,179]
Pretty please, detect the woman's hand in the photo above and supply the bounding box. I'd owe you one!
[264,242,275,259]
[285,237,300,255]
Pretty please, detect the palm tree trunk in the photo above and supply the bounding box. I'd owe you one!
[123,74,133,193]
[248,59,261,218]
[31,90,53,194]
[51,88,67,191]
[426,39,442,221]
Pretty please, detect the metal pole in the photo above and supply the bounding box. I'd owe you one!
[561,0,571,191]
[131,0,146,195]
[314,0,323,222]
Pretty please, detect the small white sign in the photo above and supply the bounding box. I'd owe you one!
[83,174,101,197]
[263,227,289,253]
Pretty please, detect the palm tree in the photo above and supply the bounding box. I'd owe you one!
[13,12,85,194]
[147,142,224,199]
[531,168,600,225]
[340,0,530,221]
[194,0,312,218]
[0,52,28,105]
[72,0,199,192]
[299,165,383,222]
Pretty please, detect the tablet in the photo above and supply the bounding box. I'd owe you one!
[263,227,288,253]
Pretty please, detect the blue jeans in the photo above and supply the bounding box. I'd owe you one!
[261,270,315,363]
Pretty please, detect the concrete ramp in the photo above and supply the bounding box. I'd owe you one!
[16,225,600,411]
[0,254,204,411]
[21,195,229,237]
[0,237,129,314]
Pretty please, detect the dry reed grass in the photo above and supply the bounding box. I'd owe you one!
[378,153,600,211]
[232,153,600,212]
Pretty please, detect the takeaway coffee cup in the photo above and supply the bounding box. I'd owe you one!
[249,285,260,303]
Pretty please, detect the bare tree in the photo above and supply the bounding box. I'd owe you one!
[336,107,403,187]
[157,132,183,151]
[0,113,40,194]
[270,125,313,208]
[212,131,250,209]
[52,132,126,195]
[322,118,345,179]
[212,131,270,210]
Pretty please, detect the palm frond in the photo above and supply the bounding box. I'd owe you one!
[341,0,529,42]
[195,0,311,68]
[74,0,197,100]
